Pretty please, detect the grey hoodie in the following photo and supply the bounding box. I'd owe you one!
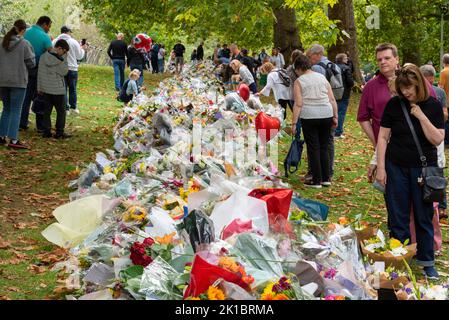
[37,51,69,95]
[0,36,36,88]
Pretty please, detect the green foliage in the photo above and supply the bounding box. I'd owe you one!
[0,0,29,35]
[354,0,445,68]
[79,0,340,51]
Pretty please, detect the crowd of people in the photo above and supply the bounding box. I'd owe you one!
[210,41,448,280]
[2,18,448,280]
[0,17,87,149]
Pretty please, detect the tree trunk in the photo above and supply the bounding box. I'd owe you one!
[272,5,303,66]
[327,0,363,84]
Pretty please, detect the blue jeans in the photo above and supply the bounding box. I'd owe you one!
[385,160,435,266]
[20,71,37,128]
[112,59,125,90]
[158,59,165,73]
[64,70,78,110]
[336,97,350,136]
[0,87,26,140]
[249,82,257,94]
[129,64,143,86]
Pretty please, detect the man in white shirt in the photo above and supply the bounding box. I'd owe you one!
[53,26,86,115]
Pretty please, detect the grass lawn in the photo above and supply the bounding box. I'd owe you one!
[0,65,447,299]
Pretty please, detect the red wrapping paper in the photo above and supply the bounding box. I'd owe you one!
[221,218,253,240]
[184,253,250,298]
[248,188,293,226]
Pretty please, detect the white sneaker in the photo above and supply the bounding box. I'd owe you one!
[66,110,71,116]
[321,181,332,187]
[71,108,80,115]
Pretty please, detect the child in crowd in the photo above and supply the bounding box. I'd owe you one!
[118,69,144,105]
[37,39,71,139]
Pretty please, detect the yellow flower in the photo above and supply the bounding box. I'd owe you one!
[218,257,240,273]
[263,282,275,295]
[207,286,225,300]
[389,238,402,249]
[261,292,275,300]
[104,166,112,174]
[187,297,201,300]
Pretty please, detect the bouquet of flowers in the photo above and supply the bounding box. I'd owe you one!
[129,233,178,267]
[367,265,409,290]
[260,276,298,300]
[361,230,416,269]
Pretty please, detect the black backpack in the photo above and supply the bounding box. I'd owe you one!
[117,79,132,103]
[277,69,291,87]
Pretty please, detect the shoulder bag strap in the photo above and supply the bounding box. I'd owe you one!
[399,99,427,167]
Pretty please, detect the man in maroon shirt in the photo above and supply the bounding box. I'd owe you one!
[358,43,400,148]
[358,43,435,181]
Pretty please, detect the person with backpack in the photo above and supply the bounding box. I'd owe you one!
[291,54,338,188]
[306,44,343,181]
[335,53,355,138]
[0,19,36,149]
[257,62,292,119]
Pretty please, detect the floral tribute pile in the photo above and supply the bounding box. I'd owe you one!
[42,61,448,300]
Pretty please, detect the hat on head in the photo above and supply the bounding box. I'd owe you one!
[61,25,72,33]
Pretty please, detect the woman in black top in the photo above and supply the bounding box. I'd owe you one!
[127,43,145,86]
[376,63,445,279]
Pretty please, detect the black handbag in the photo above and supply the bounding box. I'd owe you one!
[284,129,305,177]
[400,100,447,203]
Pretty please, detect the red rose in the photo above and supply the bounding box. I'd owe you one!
[143,237,155,246]
[129,238,155,267]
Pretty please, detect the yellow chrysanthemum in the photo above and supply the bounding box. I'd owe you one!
[207,286,225,300]
[389,238,402,249]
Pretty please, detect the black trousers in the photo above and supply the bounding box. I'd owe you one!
[151,56,159,73]
[42,93,66,135]
[302,117,333,184]
[278,99,293,120]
